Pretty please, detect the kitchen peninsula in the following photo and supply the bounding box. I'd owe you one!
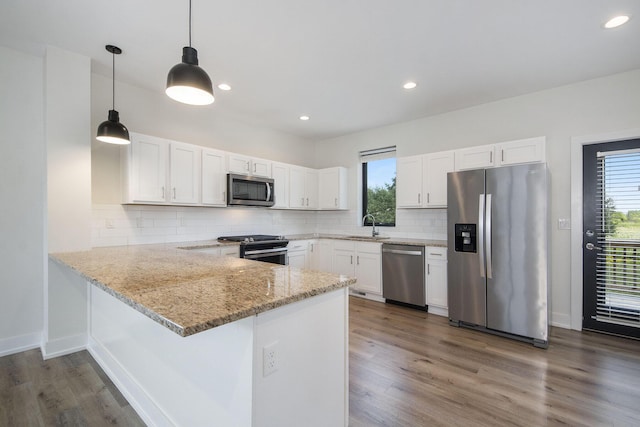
[49,243,354,427]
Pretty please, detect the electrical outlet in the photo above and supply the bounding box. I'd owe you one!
[263,341,279,377]
[105,219,115,229]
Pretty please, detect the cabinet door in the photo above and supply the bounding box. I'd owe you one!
[305,169,319,209]
[355,252,382,294]
[271,162,289,209]
[496,136,546,166]
[396,155,423,207]
[170,142,200,204]
[426,247,447,308]
[130,134,168,203]
[219,246,239,257]
[289,167,306,208]
[251,158,272,177]
[332,249,355,276]
[455,144,496,170]
[318,167,347,210]
[424,151,455,207]
[201,148,227,206]
[309,240,333,271]
[228,154,252,174]
[288,251,307,269]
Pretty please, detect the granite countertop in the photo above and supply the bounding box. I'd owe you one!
[50,244,355,337]
[286,233,447,248]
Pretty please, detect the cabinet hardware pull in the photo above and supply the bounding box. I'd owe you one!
[427,193,430,203]
[490,151,493,163]
[335,197,338,207]
[162,186,165,198]
[502,149,504,162]
[173,187,176,199]
[428,264,430,275]
[429,253,442,256]
[306,197,309,206]
[350,255,353,264]
[357,255,360,265]
[246,161,250,171]
[253,163,256,173]
[418,193,421,204]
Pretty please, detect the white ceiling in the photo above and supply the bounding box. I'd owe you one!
[1,0,639,141]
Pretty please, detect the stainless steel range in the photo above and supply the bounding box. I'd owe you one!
[217,235,289,265]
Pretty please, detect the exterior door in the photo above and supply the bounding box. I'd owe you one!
[583,139,640,338]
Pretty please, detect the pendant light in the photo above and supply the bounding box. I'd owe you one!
[96,45,130,145]
[166,0,214,105]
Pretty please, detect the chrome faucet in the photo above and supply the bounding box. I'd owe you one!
[362,213,379,238]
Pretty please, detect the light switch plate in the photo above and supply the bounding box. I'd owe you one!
[558,218,571,230]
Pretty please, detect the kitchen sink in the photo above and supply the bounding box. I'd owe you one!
[344,235,391,240]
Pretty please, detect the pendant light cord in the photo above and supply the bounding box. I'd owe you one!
[188,0,192,47]
[111,50,115,110]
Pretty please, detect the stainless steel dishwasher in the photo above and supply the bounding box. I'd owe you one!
[382,244,426,309]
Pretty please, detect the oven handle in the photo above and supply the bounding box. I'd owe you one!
[244,247,288,256]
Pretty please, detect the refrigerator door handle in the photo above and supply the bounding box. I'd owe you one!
[478,194,486,278]
[486,193,493,279]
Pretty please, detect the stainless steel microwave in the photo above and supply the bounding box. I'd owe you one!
[227,174,275,207]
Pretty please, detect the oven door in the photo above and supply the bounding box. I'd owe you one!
[242,247,288,265]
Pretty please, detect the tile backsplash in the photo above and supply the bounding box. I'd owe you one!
[91,204,447,247]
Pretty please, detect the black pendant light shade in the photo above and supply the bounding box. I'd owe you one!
[166,0,214,105]
[96,45,130,145]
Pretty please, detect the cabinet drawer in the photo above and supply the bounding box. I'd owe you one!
[333,240,356,251]
[356,241,382,254]
[426,246,447,260]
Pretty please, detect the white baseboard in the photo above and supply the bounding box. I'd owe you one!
[41,333,87,360]
[550,312,572,330]
[87,337,174,427]
[0,332,42,358]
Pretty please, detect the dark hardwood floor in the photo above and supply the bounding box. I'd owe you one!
[2,296,640,426]
[0,348,144,426]
[349,297,640,427]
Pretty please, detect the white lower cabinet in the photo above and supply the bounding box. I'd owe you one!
[425,246,448,316]
[188,245,239,257]
[309,239,333,272]
[287,240,310,268]
[332,241,382,296]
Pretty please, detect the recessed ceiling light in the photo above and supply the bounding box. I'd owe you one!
[403,81,417,90]
[604,15,630,29]
[299,115,310,121]
[217,83,231,91]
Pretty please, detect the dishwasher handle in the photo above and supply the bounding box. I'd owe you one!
[382,248,423,256]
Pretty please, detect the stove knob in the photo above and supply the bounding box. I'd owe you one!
[249,237,254,242]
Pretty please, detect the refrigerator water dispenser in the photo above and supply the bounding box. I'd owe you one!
[454,224,476,252]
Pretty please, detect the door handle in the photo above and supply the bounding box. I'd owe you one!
[478,194,485,278]
[485,193,493,279]
[585,243,602,251]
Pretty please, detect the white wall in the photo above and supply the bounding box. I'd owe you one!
[44,46,93,358]
[0,46,45,355]
[314,69,640,328]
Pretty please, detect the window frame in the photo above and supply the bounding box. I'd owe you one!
[360,147,396,227]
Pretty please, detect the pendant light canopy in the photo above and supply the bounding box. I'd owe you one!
[166,0,214,105]
[96,45,130,145]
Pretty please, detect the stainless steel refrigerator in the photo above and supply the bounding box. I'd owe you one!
[447,163,549,347]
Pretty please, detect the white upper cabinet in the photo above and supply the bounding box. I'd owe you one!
[124,133,169,203]
[289,166,318,209]
[318,167,348,210]
[124,133,200,205]
[201,148,227,206]
[396,155,423,208]
[271,162,290,209]
[170,142,201,205]
[496,136,546,166]
[423,150,455,208]
[455,137,546,171]
[228,153,272,177]
[455,144,496,171]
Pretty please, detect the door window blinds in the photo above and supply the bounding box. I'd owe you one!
[595,149,640,328]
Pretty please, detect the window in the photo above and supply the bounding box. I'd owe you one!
[361,147,396,226]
